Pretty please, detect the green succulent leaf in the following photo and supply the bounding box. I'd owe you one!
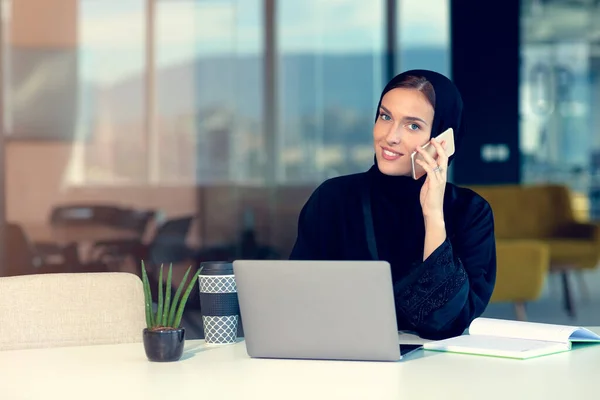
[161,264,173,326]
[155,264,164,327]
[141,261,200,330]
[141,260,154,329]
[167,266,192,327]
[172,268,201,328]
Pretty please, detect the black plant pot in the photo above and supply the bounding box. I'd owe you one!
[143,328,185,362]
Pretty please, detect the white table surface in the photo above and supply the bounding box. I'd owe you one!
[2,329,600,400]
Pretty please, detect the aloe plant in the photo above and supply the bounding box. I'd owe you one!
[141,261,201,330]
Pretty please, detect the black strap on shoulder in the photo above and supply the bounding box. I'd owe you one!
[361,175,379,261]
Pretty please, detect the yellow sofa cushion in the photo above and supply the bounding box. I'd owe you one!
[469,185,574,239]
[469,184,600,271]
[546,239,599,270]
[491,240,549,303]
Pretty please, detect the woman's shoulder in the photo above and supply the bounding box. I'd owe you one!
[445,183,493,218]
[298,172,366,220]
[444,184,496,245]
[312,172,367,198]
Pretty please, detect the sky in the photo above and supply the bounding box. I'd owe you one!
[78,0,449,83]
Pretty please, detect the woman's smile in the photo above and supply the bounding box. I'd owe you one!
[381,146,404,161]
[373,87,434,176]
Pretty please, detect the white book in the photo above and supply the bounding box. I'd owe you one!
[423,317,600,360]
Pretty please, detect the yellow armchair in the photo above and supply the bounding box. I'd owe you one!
[470,184,600,318]
[491,240,550,320]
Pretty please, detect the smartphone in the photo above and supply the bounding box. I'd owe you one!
[410,127,455,180]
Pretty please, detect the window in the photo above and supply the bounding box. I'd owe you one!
[277,0,385,184]
[76,0,146,184]
[155,0,263,185]
[49,0,452,187]
[397,0,450,76]
[520,0,600,218]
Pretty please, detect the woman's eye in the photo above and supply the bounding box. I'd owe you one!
[379,112,391,121]
[408,123,420,131]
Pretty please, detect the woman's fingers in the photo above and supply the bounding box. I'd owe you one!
[415,144,438,169]
[415,159,436,177]
[430,139,448,168]
[415,139,449,182]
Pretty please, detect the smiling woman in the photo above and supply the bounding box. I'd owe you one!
[290,69,497,341]
[374,76,435,176]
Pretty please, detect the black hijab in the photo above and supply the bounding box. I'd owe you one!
[374,69,465,166]
[366,70,466,278]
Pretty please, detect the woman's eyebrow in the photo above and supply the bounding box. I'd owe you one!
[379,105,393,115]
[380,104,428,126]
[402,116,428,125]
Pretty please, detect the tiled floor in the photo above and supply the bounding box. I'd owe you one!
[182,267,600,340]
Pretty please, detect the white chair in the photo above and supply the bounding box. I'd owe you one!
[0,272,146,351]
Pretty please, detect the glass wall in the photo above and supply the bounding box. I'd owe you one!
[397,0,450,76]
[155,0,263,185]
[76,0,146,185]
[0,0,451,269]
[0,0,450,329]
[0,0,451,265]
[277,0,385,183]
[520,0,600,220]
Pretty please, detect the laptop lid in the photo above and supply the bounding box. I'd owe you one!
[232,260,401,362]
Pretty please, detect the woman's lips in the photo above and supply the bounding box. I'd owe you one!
[381,147,404,161]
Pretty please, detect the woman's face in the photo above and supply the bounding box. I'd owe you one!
[373,88,435,176]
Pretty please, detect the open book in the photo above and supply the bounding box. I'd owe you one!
[423,317,600,359]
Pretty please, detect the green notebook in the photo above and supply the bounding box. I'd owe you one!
[423,317,600,360]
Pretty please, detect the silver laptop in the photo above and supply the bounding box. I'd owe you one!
[232,260,401,362]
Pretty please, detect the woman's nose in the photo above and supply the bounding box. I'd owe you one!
[385,126,402,145]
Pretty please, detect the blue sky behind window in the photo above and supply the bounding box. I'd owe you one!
[79,0,448,83]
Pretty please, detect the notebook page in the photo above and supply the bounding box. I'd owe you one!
[569,328,600,342]
[423,335,571,359]
[468,318,579,344]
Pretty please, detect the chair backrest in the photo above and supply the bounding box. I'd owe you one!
[5,222,36,276]
[0,272,146,351]
[117,209,156,235]
[49,204,124,227]
[469,184,576,239]
[148,216,194,264]
[154,216,193,237]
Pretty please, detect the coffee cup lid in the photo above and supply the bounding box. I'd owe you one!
[200,261,233,275]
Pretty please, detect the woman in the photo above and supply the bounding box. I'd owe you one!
[289,69,496,340]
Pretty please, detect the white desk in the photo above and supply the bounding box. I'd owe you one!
[1,329,599,400]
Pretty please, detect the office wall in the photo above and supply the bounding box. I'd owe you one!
[6,0,81,222]
[12,0,77,47]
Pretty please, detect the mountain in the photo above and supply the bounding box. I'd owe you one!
[94,47,448,121]
[8,47,449,142]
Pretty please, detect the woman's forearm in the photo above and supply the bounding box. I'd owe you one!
[423,215,447,261]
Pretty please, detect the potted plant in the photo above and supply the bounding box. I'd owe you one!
[141,261,201,362]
